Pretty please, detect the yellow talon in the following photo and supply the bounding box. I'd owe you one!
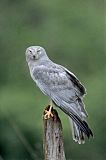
[44,105,53,119]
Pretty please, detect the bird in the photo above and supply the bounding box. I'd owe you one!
[25,45,93,144]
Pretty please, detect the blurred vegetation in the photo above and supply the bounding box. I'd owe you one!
[0,0,105,159]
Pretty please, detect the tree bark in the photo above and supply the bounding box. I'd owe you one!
[43,105,66,160]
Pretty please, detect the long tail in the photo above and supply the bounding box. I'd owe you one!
[53,98,93,144]
[69,116,93,144]
[59,100,93,144]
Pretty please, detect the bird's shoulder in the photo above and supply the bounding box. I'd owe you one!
[61,66,86,96]
[32,61,86,96]
[32,62,65,76]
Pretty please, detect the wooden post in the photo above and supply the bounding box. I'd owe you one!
[43,106,66,160]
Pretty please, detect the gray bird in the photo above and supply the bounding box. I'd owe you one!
[25,46,93,144]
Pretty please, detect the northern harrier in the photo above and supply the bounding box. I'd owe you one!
[25,46,93,144]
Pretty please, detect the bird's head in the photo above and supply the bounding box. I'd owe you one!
[25,46,48,63]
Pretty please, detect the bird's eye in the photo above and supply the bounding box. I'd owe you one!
[29,50,32,54]
[37,49,41,53]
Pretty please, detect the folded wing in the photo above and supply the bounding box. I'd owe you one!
[32,65,93,142]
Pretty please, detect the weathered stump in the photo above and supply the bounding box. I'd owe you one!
[43,106,66,160]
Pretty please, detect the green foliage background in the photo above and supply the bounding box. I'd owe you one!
[0,0,105,159]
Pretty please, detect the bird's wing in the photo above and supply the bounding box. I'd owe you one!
[32,64,92,136]
[62,66,88,117]
[60,65,86,97]
[32,64,87,117]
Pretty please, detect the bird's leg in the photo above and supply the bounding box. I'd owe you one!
[44,101,54,119]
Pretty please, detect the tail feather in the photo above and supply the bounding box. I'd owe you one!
[57,101,93,140]
[53,97,93,143]
[71,113,93,138]
[71,120,85,144]
[69,117,93,144]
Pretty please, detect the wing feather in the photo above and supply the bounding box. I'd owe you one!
[61,66,86,96]
[32,64,92,138]
[32,64,87,117]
